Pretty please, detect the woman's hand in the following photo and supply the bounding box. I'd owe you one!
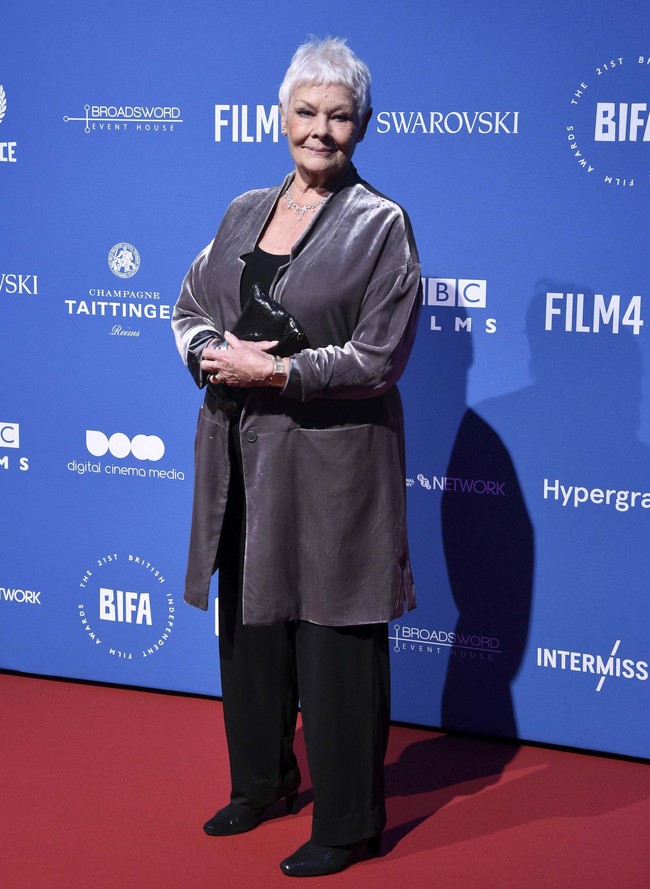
[201,332,279,387]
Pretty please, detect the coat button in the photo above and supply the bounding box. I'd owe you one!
[245,430,257,443]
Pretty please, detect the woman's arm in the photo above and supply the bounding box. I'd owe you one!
[282,215,422,402]
[172,244,223,387]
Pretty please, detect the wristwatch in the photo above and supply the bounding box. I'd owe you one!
[269,355,287,387]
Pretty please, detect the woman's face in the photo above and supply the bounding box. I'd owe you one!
[281,83,371,188]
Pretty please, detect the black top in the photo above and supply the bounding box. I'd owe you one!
[240,245,289,309]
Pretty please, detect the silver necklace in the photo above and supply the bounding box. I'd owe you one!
[285,187,327,221]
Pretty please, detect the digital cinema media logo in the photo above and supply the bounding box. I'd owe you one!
[86,430,165,461]
[77,551,175,660]
[63,103,182,134]
[566,52,650,187]
[67,429,185,481]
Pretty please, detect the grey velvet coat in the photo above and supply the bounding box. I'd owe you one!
[172,165,421,626]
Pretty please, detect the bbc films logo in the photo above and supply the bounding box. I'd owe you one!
[0,83,18,163]
[0,422,29,472]
[566,53,650,188]
[64,244,172,335]
[214,104,280,142]
[422,278,496,335]
[67,429,185,481]
[390,623,501,661]
[77,551,175,660]
[1,421,19,448]
[536,639,648,692]
[63,103,182,134]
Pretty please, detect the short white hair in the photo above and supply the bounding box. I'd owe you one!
[278,37,372,119]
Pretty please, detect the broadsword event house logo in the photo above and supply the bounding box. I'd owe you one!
[63,103,182,134]
[390,622,501,661]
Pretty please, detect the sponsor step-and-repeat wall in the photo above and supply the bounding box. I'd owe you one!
[1,1,648,759]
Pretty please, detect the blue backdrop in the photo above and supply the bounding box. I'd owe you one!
[1,0,648,758]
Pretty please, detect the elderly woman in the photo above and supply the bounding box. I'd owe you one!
[172,37,421,877]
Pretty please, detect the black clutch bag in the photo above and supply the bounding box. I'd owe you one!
[211,283,310,416]
[230,283,310,356]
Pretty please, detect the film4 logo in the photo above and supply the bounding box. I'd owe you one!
[545,292,643,335]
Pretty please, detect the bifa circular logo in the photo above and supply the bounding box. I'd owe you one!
[77,552,175,661]
[567,53,650,188]
[108,243,140,278]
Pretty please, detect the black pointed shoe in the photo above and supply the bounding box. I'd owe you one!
[203,792,300,836]
[203,803,264,836]
[279,835,381,877]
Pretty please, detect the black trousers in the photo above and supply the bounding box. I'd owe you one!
[216,421,391,846]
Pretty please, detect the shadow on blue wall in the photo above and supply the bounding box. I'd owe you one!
[401,303,533,742]
[472,282,649,750]
[441,406,534,738]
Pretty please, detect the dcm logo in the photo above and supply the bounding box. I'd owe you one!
[85,431,165,461]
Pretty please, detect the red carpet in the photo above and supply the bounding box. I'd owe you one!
[1,672,648,888]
